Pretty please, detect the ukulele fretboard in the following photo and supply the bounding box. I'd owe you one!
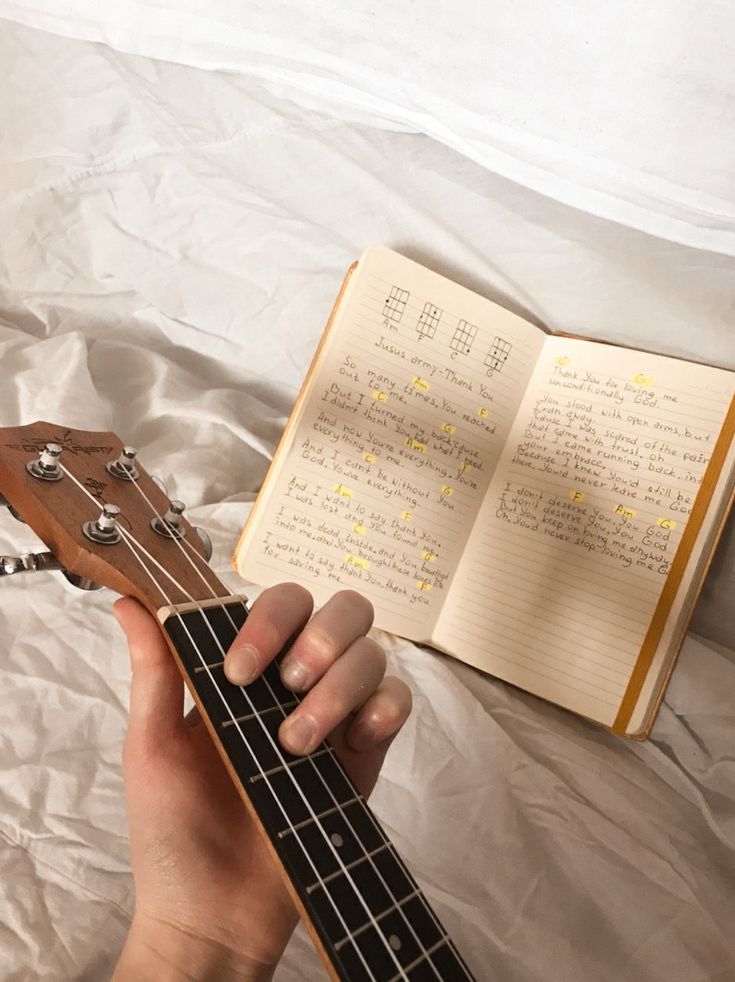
[162,601,475,982]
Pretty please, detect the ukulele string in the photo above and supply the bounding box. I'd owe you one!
[60,464,402,982]
[124,477,443,977]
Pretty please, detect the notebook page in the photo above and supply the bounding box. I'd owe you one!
[236,247,546,638]
[433,335,735,725]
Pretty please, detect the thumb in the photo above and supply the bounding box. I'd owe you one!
[114,597,184,747]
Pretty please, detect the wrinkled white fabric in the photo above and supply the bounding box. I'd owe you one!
[0,20,734,982]
[1,1,735,255]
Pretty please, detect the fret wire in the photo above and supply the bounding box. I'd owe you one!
[194,659,224,672]
[334,889,423,951]
[306,843,391,892]
[149,497,475,980]
[248,746,332,783]
[280,796,364,839]
[114,474,406,978]
[222,700,299,728]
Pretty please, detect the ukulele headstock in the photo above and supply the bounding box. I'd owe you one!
[0,422,213,613]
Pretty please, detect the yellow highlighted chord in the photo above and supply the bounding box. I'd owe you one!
[333,483,353,499]
[372,389,389,401]
[440,485,454,496]
[614,504,637,519]
[441,422,456,434]
[569,490,585,502]
[416,580,433,591]
[352,523,367,534]
[656,518,677,529]
[633,373,653,386]
[400,510,412,522]
[411,376,430,392]
[346,555,369,570]
[405,437,427,453]
[477,407,488,418]
[421,549,438,562]
[362,452,376,463]
[555,355,571,366]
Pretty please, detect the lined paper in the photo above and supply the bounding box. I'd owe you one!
[435,335,735,724]
[237,247,546,636]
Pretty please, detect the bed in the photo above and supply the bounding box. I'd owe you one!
[1,11,734,981]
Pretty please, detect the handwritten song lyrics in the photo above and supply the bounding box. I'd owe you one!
[438,338,731,722]
[492,354,723,580]
[251,271,542,630]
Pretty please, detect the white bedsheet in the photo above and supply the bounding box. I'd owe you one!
[1,20,734,982]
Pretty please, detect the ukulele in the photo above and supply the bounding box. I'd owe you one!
[0,422,477,982]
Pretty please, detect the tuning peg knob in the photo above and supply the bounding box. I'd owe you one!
[83,503,122,545]
[194,527,213,561]
[0,550,102,590]
[1,550,63,576]
[27,443,63,482]
[106,446,140,481]
[151,500,185,540]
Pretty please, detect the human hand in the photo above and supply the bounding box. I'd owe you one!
[112,584,412,982]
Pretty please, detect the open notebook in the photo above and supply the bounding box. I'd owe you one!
[235,247,735,737]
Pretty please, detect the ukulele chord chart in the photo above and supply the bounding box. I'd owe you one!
[416,302,442,340]
[383,286,409,322]
[485,336,513,374]
[450,319,478,356]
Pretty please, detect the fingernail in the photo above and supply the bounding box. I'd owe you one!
[280,660,309,692]
[225,643,259,685]
[281,714,316,755]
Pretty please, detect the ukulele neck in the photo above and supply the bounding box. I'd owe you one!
[159,598,475,982]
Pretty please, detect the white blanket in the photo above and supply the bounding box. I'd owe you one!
[1,20,734,982]
[2,0,735,255]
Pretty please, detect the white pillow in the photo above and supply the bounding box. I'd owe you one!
[1,0,734,256]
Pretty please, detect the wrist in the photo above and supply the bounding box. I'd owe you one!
[113,914,276,982]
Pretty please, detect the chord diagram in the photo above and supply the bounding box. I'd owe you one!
[485,336,512,374]
[450,320,478,356]
[417,302,442,340]
[383,286,409,323]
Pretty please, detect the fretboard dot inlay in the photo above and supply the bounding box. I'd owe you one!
[389,934,401,951]
[330,832,344,848]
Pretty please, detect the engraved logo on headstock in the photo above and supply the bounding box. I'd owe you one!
[7,429,113,456]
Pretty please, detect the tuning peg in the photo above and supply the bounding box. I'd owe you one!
[60,570,103,591]
[106,446,140,481]
[26,442,64,482]
[1,550,63,576]
[151,500,185,540]
[194,527,213,561]
[0,550,102,590]
[83,503,122,545]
